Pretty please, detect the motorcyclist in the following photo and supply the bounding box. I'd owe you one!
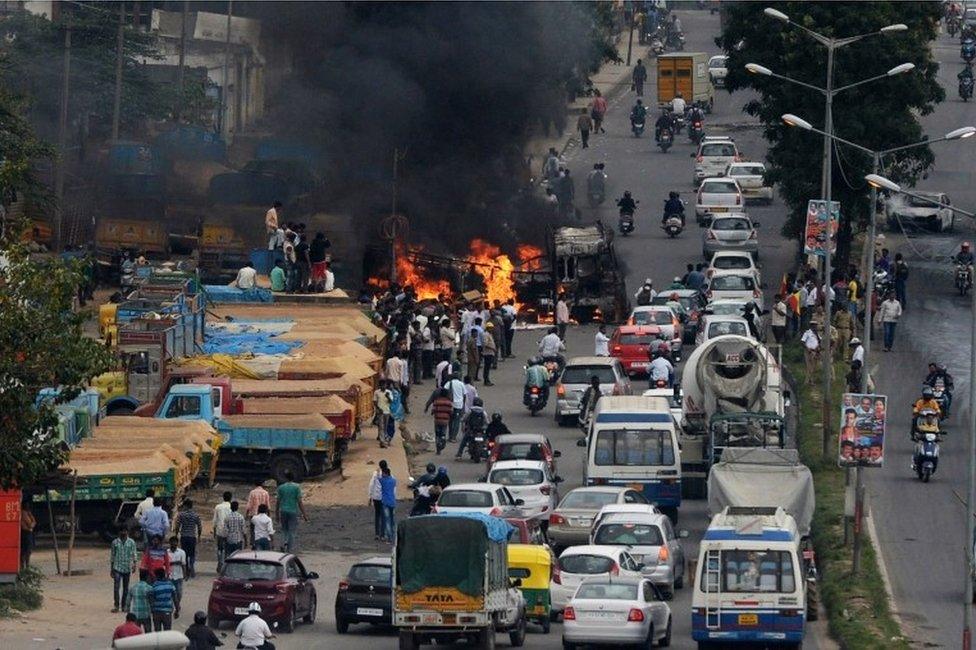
[655,108,674,141]
[410,463,439,516]
[667,277,685,290]
[630,99,648,130]
[538,327,565,359]
[670,91,687,117]
[960,63,974,83]
[924,362,955,414]
[617,191,638,215]
[955,241,975,266]
[662,191,685,226]
[634,279,656,306]
[236,602,276,650]
[913,386,943,418]
[456,397,487,460]
[667,13,684,44]
[688,103,705,124]
[485,413,511,444]
[648,348,675,388]
[524,357,551,406]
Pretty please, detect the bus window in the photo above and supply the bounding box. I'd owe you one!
[594,429,675,466]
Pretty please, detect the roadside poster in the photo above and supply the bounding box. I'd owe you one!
[804,199,840,257]
[839,393,886,467]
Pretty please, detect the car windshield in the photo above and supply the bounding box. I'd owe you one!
[559,490,619,510]
[633,310,673,325]
[349,564,392,583]
[594,523,665,546]
[561,366,616,384]
[908,194,942,208]
[731,165,764,177]
[701,143,737,157]
[618,333,661,346]
[712,218,751,231]
[702,550,797,594]
[709,302,746,316]
[709,321,748,337]
[702,180,739,194]
[711,275,755,291]
[438,490,493,508]
[490,468,544,486]
[222,561,284,581]
[559,554,615,574]
[497,443,546,462]
[593,429,676,466]
[576,583,639,600]
[712,256,752,270]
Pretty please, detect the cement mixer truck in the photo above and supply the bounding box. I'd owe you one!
[679,335,789,497]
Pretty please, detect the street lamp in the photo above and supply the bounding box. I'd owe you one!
[866,172,976,649]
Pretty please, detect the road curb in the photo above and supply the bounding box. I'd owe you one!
[864,504,910,641]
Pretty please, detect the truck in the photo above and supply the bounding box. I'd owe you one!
[394,513,527,650]
[656,52,714,112]
[679,335,789,497]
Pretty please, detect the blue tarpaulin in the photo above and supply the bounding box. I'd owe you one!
[431,512,515,542]
[204,285,273,303]
[202,322,302,356]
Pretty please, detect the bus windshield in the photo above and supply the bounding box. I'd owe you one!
[593,429,675,466]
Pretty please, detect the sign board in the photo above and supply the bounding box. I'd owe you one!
[838,393,886,467]
[804,200,840,257]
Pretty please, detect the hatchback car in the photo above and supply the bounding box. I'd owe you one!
[335,556,392,633]
[609,325,669,377]
[702,214,759,259]
[590,512,687,597]
[489,433,561,474]
[627,306,683,357]
[708,54,728,87]
[725,161,773,204]
[695,314,753,346]
[704,270,764,310]
[562,578,672,649]
[555,356,632,426]
[486,459,562,523]
[551,545,644,614]
[589,503,661,536]
[706,250,760,283]
[434,482,523,517]
[548,486,650,551]
[693,136,740,186]
[650,290,706,343]
[207,551,319,632]
[695,177,744,224]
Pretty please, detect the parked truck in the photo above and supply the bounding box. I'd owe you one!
[394,513,526,650]
[679,335,788,497]
[657,52,714,112]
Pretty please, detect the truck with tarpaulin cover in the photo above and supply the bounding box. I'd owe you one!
[394,513,527,650]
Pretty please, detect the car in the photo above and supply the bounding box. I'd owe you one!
[704,269,764,310]
[650,289,706,343]
[627,305,683,357]
[695,314,753,346]
[551,545,645,614]
[335,556,392,633]
[708,54,728,87]
[548,486,651,551]
[706,250,761,284]
[693,136,740,187]
[965,6,976,29]
[702,213,759,259]
[589,511,687,597]
[702,297,752,317]
[489,433,561,474]
[562,577,672,649]
[433,482,524,517]
[725,161,773,204]
[555,356,632,426]
[505,515,550,546]
[640,387,683,425]
[486,459,563,523]
[695,177,744,224]
[207,551,319,632]
[884,191,954,232]
[609,324,669,377]
[589,503,661,536]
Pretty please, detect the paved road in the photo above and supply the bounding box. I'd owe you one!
[865,29,976,650]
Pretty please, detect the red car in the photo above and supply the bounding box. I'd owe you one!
[207,551,319,632]
[610,325,667,377]
[504,516,550,545]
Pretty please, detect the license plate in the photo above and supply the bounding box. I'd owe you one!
[357,607,384,617]
[234,607,250,616]
[584,611,618,619]
[632,361,650,368]
[738,613,759,626]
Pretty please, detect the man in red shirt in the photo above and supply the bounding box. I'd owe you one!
[112,613,144,641]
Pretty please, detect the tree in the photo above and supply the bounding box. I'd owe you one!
[717,2,944,265]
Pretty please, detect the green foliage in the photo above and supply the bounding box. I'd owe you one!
[0,86,54,217]
[717,2,944,263]
[0,566,44,617]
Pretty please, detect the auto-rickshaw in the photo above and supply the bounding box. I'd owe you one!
[506,543,553,633]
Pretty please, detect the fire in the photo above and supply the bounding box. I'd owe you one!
[466,238,515,306]
[396,242,452,300]
[517,244,545,271]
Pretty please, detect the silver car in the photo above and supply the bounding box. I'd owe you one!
[702,213,759,260]
[562,578,672,649]
[590,512,687,598]
[555,356,632,426]
[485,459,562,523]
[548,486,650,551]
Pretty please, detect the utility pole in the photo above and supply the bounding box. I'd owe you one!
[820,43,835,461]
[626,15,635,66]
[391,148,401,283]
[220,0,233,138]
[111,2,125,141]
[54,18,72,253]
[174,0,189,122]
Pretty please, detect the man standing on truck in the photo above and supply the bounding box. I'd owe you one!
[276,471,308,553]
[110,528,137,613]
[266,200,283,250]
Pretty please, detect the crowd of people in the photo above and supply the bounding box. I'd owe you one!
[260,200,334,294]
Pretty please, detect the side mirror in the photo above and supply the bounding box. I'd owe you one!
[553,450,562,458]
[554,476,565,483]
[307,571,320,580]
[515,498,525,506]
[636,562,646,571]
[678,530,690,539]
[576,438,587,447]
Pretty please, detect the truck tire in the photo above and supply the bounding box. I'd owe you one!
[106,404,135,416]
[269,453,306,484]
[509,616,526,647]
[398,630,419,650]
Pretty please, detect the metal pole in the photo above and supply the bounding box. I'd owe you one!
[965,258,976,649]
[821,42,835,459]
[174,0,189,122]
[862,152,879,386]
[54,21,71,253]
[626,16,635,66]
[111,2,125,141]
[391,148,399,284]
[220,0,233,138]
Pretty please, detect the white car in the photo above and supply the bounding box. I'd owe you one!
[627,305,683,357]
[725,161,773,204]
[695,177,744,223]
[589,503,661,537]
[589,511,687,597]
[708,55,728,87]
[641,387,683,425]
[562,578,672,649]
[693,136,740,186]
[704,297,753,317]
[551,545,644,613]
[707,250,760,285]
[884,191,954,232]
[433,482,523,518]
[485,459,562,522]
[695,314,753,346]
[704,270,764,310]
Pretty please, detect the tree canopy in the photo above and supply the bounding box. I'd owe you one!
[717,2,944,263]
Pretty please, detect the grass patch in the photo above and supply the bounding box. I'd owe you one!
[784,342,909,649]
[0,566,44,617]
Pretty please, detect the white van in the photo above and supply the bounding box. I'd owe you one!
[579,396,682,523]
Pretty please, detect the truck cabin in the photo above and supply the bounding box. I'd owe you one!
[155,383,221,424]
[708,413,785,465]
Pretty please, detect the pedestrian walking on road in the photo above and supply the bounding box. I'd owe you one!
[166,536,187,608]
[379,466,398,543]
[139,497,169,543]
[465,329,481,381]
[878,293,903,352]
[771,294,787,344]
[276,471,308,553]
[373,379,393,447]
[140,534,171,579]
[632,59,648,96]
[222,502,246,558]
[212,491,232,572]
[175,499,201,578]
[594,324,610,356]
[800,324,821,385]
[556,293,570,340]
[245,481,271,550]
[590,89,608,134]
[577,108,594,149]
[894,253,909,309]
[430,389,453,454]
[445,374,466,442]
[482,325,497,386]
[251,504,275,551]
[368,460,389,540]
[127,570,153,633]
[110,528,137,613]
[149,568,178,631]
[832,308,854,361]
[502,299,517,357]
[543,147,560,184]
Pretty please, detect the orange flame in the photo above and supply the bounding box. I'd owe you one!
[517,244,545,271]
[396,242,452,299]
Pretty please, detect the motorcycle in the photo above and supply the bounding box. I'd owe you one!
[619,210,635,236]
[962,38,976,63]
[662,215,683,238]
[672,112,685,135]
[956,264,972,295]
[631,117,646,138]
[688,119,704,144]
[525,385,546,415]
[873,268,894,299]
[961,76,974,101]
[666,31,685,51]
[913,432,941,483]
[469,432,487,462]
[658,128,673,153]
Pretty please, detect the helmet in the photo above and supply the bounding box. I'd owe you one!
[669,191,678,199]
[922,387,934,398]
[248,602,262,614]
[426,462,436,473]
[194,611,207,625]
[636,99,643,105]
[624,190,632,197]
[491,413,503,423]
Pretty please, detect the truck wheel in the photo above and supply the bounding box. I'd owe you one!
[106,404,135,416]
[509,616,526,647]
[269,453,305,484]
[398,630,419,650]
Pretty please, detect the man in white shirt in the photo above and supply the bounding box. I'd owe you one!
[877,294,903,352]
[649,353,674,386]
[539,328,565,358]
[849,337,865,364]
[800,324,821,384]
[770,294,788,344]
[251,504,275,551]
[212,491,232,570]
[501,300,518,358]
[236,604,276,649]
[385,354,408,388]
[444,375,466,441]
[434,359,451,388]
[134,490,155,522]
[594,325,611,356]
[234,262,257,290]
[555,294,570,339]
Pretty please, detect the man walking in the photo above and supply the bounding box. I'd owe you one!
[430,389,454,455]
[166,537,187,608]
[139,498,169,543]
[212,491,232,571]
[589,89,608,134]
[893,252,909,309]
[110,528,137,613]
[222,501,247,558]
[771,294,787,344]
[577,108,594,149]
[149,568,178,631]
[245,480,271,549]
[502,299,517,357]
[379,466,398,543]
[175,499,201,578]
[252,504,275,551]
[445,373,466,442]
[632,59,648,96]
[800,323,821,385]
[126,570,153,633]
[555,293,570,340]
[276,471,308,553]
[878,292,903,352]
[367,459,388,540]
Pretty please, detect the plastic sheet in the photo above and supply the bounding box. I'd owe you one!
[203,285,273,303]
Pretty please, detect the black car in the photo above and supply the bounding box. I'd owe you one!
[335,556,393,633]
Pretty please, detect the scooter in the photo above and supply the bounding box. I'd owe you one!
[631,117,646,137]
[657,128,673,153]
[912,432,941,483]
[961,75,974,101]
[962,38,976,63]
[956,263,972,295]
[662,215,683,238]
[525,385,547,415]
[619,210,635,235]
[469,431,487,462]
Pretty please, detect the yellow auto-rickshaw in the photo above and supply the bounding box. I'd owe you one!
[507,543,554,633]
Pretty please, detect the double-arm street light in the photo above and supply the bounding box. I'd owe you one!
[866,171,976,649]
[747,11,910,460]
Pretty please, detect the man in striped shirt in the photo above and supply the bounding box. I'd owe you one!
[126,569,153,633]
[221,501,247,557]
[149,568,178,631]
[175,499,202,578]
[110,528,137,612]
